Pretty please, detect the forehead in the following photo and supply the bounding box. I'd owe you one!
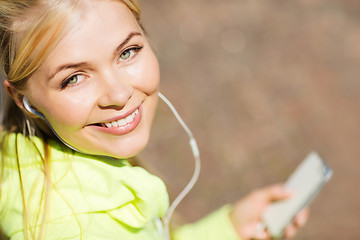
[40,0,140,70]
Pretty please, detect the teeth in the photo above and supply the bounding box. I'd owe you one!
[125,115,132,124]
[104,109,138,128]
[119,119,127,126]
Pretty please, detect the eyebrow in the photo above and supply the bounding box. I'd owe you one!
[48,31,143,80]
[113,31,142,59]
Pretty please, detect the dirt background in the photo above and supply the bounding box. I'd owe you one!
[138,0,360,239]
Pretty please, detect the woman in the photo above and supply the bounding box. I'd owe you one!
[0,0,308,239]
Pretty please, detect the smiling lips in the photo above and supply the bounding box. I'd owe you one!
[92,107,142,135]
[103,109,139,128]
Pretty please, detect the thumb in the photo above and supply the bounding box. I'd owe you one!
[236,222,270,240]
[257,184,293,203]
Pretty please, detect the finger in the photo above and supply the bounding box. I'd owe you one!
[254,222,270,240]
[283,223,297,239]
[293,208,310,227]
[283,208,309,239]
[252,230,270,240]
[252,184,292,203]
[237,222,271,240]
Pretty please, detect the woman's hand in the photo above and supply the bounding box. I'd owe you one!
[230,184,309,240]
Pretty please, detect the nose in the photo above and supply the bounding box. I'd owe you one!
[96,69,133,110]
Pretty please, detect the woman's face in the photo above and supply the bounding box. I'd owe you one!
[24,1,160,158]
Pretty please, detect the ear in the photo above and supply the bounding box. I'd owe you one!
[3,80,39,118]
[3,80,24,108]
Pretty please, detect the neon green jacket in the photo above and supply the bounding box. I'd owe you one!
[0,133,240,240]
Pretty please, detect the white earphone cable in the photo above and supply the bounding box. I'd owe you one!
[158,92,201,240]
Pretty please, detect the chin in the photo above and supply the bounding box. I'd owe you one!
[100,134,150,159]
[79,146,144,159]
[107,146,146,159]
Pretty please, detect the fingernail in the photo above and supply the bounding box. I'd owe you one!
[254,222,267,239]
[297,214,306,226]
[286,226,296,238]
[254,231,267,240]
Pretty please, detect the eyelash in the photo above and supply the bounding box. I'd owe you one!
[119,45,143,62]
[61,74,87,89]
[60,45,144,89]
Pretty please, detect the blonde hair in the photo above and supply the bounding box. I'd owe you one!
[0,1,141,239]
[0,0,141,135]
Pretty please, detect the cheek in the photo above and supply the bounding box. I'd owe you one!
[41,96,92,128]
[127,51,160,94]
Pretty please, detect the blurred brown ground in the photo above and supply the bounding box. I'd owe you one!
[138,0,360,239]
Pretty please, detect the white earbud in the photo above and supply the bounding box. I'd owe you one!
[22,96,79,151]
[23,97,45,119]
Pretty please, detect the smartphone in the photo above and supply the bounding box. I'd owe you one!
[262,152,332,239]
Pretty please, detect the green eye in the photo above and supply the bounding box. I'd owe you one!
[68,75,79,84]
[120,49,134,60]
[119,46,143,61]
[61,74,86,89]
